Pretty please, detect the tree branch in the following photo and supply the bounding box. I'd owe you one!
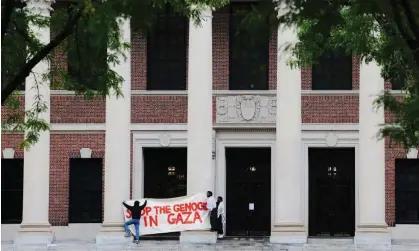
[1,0,16,43]
[1,6,84,105]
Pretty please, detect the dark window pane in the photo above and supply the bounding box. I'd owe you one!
[1,159,24,224]
[147,7,187,90]
[229,2,269,90]
[391,76,405,90]
[312,51,352,90]
[395,159,419,224]
[69,158,103,223]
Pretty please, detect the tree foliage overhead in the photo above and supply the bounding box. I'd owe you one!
[1,0,228,148]
[271,0,419,149]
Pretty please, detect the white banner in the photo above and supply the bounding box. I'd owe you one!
[122,193,211,236]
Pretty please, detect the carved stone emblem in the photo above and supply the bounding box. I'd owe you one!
[216,95,276,123]
[236,96,260,121]
[325,133,338,147]
[159,133,171,147]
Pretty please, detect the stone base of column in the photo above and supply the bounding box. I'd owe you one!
[95,222,131,246]
[14,223,54,247]
[270,224,307,244]
[355,224,391,248]
[180,230,217,244]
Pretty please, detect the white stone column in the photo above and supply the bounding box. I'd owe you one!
[355,60,390,246]
[180,6,215,244]
[96,18,131,245]
[270,9,306,244]
[14,0,54,247]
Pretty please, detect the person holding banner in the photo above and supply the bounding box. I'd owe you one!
[206,191,217,231]
[215,196,226,238]
[122,200,147,243]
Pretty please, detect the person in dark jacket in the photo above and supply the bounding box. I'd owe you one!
[122,200,147,243]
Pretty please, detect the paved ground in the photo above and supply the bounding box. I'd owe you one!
[2,239,419,251]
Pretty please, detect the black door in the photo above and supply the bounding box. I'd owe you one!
[69,158,103,223]
[309,148,355,237]
[1,159,24,224]
[226,147,271,237]
[143,147,187,239]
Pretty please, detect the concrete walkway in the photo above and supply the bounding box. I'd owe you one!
[2,239,419,251]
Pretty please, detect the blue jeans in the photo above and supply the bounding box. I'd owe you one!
[124,219,140,240]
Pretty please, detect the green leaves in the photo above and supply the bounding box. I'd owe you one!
[274,0,419,149]
[2,0,229,149]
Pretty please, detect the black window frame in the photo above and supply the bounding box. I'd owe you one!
[68,158,103,224]
[228,1,270,90]
[395,158,419,224]
[146,5,188,91]
[1,159,24,224]
[312,50,353,90]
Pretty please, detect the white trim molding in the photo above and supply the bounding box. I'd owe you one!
[132,130,187,199]
[14,89,407,97]
[1,123,361,132]
[302,130,359,236]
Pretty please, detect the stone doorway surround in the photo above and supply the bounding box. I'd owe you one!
[132,130,187,199]
[302,129,359,237]
[215,130,276,234]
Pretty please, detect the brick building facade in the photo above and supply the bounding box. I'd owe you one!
[2,0,419,247]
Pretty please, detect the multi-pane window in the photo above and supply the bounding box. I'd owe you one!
[312,51,352,90]
[229,2,269,90]
[395,159,419,224]
[147,6,188,90]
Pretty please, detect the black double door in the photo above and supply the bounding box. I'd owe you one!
[143,147,187,239]
[309,148,355,237]
[69,158,103,223]
[1,159,24,224]
[226,147,271,237]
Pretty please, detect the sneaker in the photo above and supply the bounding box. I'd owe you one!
[217,234,224,239]
[135,240,140,244]
[124,233,131,237]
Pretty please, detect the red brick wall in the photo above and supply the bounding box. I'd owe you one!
[300,56,360,123]
[49,133,105,225]
[385,139,408,226]
[1,134,24,158]
[51,96,105,123]
[1,96,25,123]
[131,96,187,123]
[131,30,147,90]
[213,8,230,90]
[302,96,359,123]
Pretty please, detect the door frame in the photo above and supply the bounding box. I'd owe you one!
[215,131,275,233]
[133,130,187,199]
[302,130,359,236]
